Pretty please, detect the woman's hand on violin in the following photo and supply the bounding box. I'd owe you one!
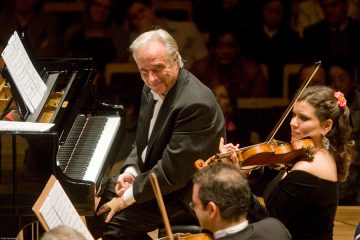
[219,137,240,164]
[96,197,128,223]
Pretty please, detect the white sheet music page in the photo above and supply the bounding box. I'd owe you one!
[1,31,47,113]
[39,180,94,240]
[0,120,54,132]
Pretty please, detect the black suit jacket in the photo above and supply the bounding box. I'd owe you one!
[216,218,292,240]
[121,68,226,207]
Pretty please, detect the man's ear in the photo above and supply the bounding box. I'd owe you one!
[207,202,218,218]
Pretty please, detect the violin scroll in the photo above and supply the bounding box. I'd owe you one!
[194,155,222,170]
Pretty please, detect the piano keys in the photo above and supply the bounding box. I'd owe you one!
[58,115,121,183]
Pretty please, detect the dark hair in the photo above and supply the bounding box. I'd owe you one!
[208,29,240,48]
[127,0,152,7]
[298,85,355,181]
[193,163,251,221]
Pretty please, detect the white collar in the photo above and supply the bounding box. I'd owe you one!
[264,25,278,38]
[214,220,249,239]
[151,91,165,102]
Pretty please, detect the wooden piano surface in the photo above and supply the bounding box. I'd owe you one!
[334,206,360,240]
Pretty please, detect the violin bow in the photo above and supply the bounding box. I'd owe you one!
[266,61,322,143]
[149,173,174,240]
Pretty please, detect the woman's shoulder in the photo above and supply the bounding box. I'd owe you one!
[290,150,338,182]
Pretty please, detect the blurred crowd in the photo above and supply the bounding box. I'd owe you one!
[0,0,360,205]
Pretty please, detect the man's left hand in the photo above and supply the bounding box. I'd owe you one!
[96,197,128,223]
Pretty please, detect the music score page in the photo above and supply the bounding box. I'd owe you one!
[34,176,94,240]
[1,31,47,113]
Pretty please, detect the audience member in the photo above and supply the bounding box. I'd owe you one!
[303,0,360,65]
[241,0,303,97]
[192,162,292,240]
[0,0,62,57]
[190,29,268,98]
[293,0,360,37]
[221,85,355,239]
[298,62,327,85]
[326,61,360,205]
[123,0,208,69]
[209,81,260,146]
[89,28,225,239]
[41,225,86,240]
[192,0,262,41]
[288,62,326,98]
[63,0,127,90]
[327,61,358,96]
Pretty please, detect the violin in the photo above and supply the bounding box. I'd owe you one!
[195,138,314,170]
[195,61,322,170]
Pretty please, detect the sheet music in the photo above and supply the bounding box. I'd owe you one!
[0,120,54,132]
[39,180,94,240]
[1,31,47,113]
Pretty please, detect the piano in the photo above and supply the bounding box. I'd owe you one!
[0,32,125,236]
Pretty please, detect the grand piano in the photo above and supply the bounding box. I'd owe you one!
[0,32,125,237]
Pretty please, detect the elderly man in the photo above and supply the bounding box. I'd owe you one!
[92,28,225,239]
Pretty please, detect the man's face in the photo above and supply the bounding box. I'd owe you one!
[320,0,348,27]
[192,184,212,231]
[127,2,156,30]
[329,65,354,95]
[213,34,238,65]
[89,0,112,23]
[263,0,284,30]
[134,40,179,95]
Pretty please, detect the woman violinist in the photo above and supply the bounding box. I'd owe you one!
[221,85,355,240]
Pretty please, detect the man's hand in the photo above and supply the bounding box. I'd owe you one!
[115,172,135,197]
[96,197,128,223]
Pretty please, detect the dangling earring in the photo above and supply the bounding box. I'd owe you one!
[322,136,330,150]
